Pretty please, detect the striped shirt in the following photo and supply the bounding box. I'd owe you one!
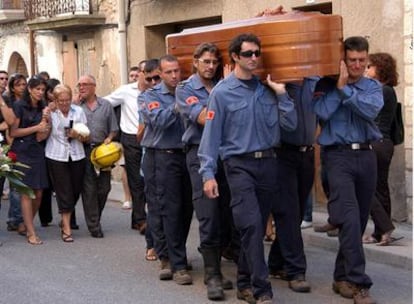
[45,104,87,162]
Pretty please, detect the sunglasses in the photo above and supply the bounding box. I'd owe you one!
[145,75,161,82]
[0,77,8,81]
[239,50,261,58]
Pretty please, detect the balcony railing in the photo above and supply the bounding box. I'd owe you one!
[0,0,23,9]
[24,0,91,20]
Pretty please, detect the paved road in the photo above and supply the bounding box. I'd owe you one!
[0,183,411,304]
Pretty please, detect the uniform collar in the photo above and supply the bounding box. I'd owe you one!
[160,81,174,95]
[350,76,373,90]
[226,72,259,89]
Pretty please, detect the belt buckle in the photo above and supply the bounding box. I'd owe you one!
[254,151,263,159]
[351,143,360,150]
[299,146,307,152]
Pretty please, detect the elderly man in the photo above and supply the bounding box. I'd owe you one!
[78,74,118,238]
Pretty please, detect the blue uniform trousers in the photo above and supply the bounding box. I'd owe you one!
[323,149,376,287]
[268,147,314,278]
[186,146,231,249]
[142,149,193,271]
[223,156,275,299]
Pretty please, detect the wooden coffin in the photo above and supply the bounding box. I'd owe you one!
[166,12,343,82]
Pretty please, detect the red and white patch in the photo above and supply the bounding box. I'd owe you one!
[206,110,215,120]
[148,101,160,111]
[186,96,199,105]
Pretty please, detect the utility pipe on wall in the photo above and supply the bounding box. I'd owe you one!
[118,0,128,85]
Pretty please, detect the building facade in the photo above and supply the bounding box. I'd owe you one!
[0,0,412,221]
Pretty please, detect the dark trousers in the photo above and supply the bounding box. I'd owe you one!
[81,147,111,233]
[268,148,314,278]
[142,149,193,271]
[46,158,85,213]
[324,149,376,287]
[186,146,231,249]
[370,139,395,240]
[38,187,53,224]
[121,132,146,225]
[223,156,275,299]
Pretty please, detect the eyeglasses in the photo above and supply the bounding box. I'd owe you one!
[0,77,8,81]
[57,98,71,104]
[197,58,219,66]
[76,83,95,88]
[239,50,261,58]
[145,75,161,82]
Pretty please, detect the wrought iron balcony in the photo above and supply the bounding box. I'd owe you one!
[24,0,105,31]
[0,0,25,24]
[24,0,91,20]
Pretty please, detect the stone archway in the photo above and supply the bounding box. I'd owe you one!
[8,52,28,77]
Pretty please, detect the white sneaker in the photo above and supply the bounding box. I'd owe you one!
[301,220,312,229]
[122,201,132,209]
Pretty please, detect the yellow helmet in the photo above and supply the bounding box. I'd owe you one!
[90,142,122,169]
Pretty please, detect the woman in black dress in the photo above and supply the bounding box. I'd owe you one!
[10,77,51,245]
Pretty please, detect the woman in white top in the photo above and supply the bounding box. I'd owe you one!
[45,84,89,242]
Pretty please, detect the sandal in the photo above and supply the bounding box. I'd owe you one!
[376,236,404,246]
[27,235,43,245]
[362,235,378,244]
[145,248,157,261]
[61,230,74,243]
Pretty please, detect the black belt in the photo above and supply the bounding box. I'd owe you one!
[324,143,372,151]
[149,148,184,154]
[279,143,314,152]
[239,148,277,159]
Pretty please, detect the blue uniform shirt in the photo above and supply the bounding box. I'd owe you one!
[313,76,383,146]
[176,74,213,145]
[138,81,184,149]
[198,72,297,181]
[281,77,320,145]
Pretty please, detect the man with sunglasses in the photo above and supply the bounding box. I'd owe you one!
[198,33,297,304]
[104,61,148,235]
[176,42,234,301]
[313,36,382,304]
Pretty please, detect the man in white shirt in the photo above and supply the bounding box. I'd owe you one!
[104,61,148,233]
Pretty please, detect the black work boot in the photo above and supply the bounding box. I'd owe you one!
[199,247,225,301]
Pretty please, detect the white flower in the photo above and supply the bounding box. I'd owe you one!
[0,133,3,143]
[0,164,11,172]
[73,123,90,137]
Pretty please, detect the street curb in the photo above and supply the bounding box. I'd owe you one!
[302,230,412,270]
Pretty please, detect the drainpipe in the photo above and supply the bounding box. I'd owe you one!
[118,0,128,85]
[29,29,35,76]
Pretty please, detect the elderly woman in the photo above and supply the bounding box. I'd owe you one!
[9,76,50,245]
[45,84,88,242]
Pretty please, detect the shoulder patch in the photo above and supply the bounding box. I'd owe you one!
[186,96,199,105]
[206,110,215,120]
[148,101,160,111]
